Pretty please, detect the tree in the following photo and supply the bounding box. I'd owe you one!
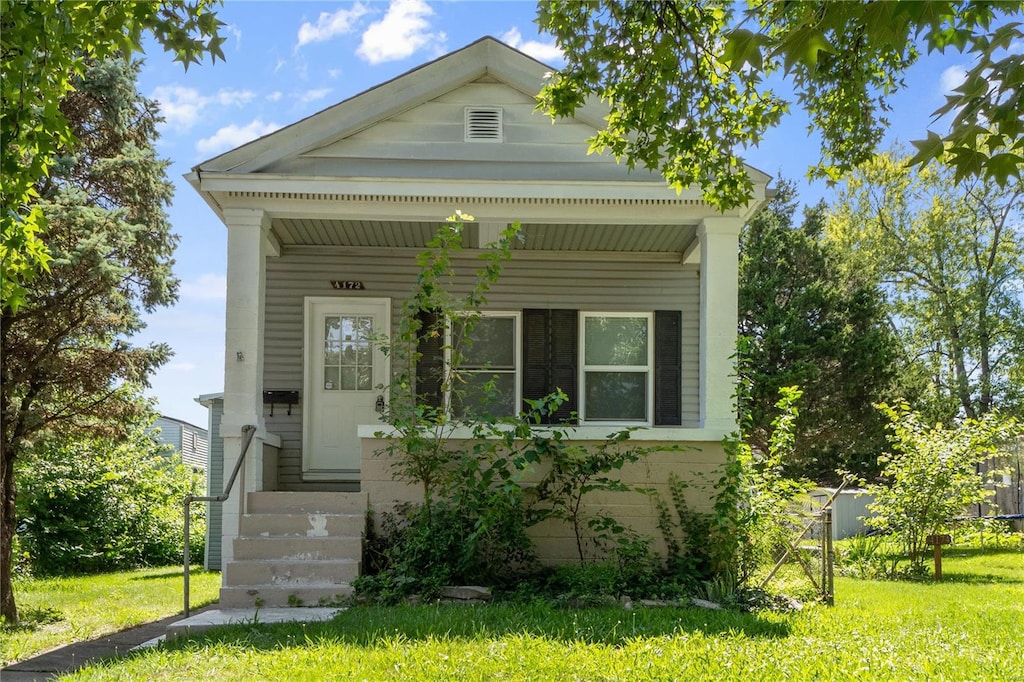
[1,0,224,312]
[738,181,900,483]
[1,58,178,623]
[536,1,1024,210]
[865,404,1019,576]
[826,151,1024,423]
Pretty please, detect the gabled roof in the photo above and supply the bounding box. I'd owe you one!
[194,36,616,176]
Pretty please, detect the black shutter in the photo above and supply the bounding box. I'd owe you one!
[522,309,578,424]
[654,310,683,426]
[416,309,443,409]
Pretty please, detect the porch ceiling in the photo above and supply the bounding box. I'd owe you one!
[271,219,698,253]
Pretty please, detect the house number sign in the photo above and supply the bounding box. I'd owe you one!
[331,281,365,290]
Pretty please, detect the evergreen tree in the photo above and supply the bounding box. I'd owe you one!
[1,58,176,622]
[739,181,900,483]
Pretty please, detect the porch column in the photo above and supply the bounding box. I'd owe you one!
[697,216,741,433]
[219,207,271,565]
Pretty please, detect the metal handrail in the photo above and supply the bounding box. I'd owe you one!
[183,424,257,617]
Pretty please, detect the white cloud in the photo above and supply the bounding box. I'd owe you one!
[500,26,563,64]
[357,0,445,65]
[180,273,227,301]
[297,3,370,47]
[216,89,255,107]
[299,88,333,104]
[165,361,198,372]
[328,68,343,79]
[227,24,243,50]
[940,64,967,94]
[152,85,208,130]
[267,91,283,102]
[152,86,256,131]
[196,120,282,156]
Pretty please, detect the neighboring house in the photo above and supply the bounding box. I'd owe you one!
[188,37,770,605]
[150,415,208,472]
[196,393,225,570]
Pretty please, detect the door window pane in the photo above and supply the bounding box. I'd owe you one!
[324,314,374,391]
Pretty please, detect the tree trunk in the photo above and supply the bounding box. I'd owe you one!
[1,445,17,623]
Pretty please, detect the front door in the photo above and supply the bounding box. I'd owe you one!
[303,297,389,480]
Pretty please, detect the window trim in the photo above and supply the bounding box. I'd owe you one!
[444,310,522,418]
[578,311,654,425]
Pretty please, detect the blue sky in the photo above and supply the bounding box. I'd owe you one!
[133,0,974,427]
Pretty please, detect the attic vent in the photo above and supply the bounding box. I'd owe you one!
[465,107,503,142]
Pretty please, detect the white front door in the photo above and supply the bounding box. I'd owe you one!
[303,297,389,480]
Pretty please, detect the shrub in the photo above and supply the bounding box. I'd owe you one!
[15,427,205,575]
[865,405,1019,576]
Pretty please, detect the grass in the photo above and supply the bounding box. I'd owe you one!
[2,566,221,667]
[63,544,1024,681]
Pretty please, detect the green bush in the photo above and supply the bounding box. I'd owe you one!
[865,405,1019,576]
[15,427,205,575]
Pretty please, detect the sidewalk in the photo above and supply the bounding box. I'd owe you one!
[1,607,207,682]
[1,606,343,681]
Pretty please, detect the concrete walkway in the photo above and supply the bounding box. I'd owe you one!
[1,606,343,681]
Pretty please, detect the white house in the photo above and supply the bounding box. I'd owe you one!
[150,415,208,472]
[189,37,770,607]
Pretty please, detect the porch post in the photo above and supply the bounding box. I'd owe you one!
[219,207,271,565]
[697,216,741,433]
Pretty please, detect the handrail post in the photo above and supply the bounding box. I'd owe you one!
[184,497,192,617]
[183,424,259,619]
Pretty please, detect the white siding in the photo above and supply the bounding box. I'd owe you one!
[263,248,701,490]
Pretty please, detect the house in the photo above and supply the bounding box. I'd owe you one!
[188,37,770,606]
[149,415,208,472]
[196,393,226,570]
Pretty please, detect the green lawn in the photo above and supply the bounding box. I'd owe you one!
[64,546,1023,681]
[2,567,221,667]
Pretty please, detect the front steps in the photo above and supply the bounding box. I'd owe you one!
[220,491,366,608]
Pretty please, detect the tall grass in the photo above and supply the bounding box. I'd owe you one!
[67,546,1023,681]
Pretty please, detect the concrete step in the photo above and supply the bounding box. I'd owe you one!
[246,491,368,515]
[224,559,360,587]
[239,512,364,538]
[219,585,353,609]
[233,536,362,561]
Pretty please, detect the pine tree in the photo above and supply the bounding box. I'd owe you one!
[1,58,177,622]
[739,181,900,483]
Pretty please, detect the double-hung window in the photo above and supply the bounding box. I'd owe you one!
[420,309,682,426]
[580,313,653,423]
[449,312,520,418]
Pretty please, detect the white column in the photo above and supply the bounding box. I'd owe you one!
[219,207,271,564]
[697,216,742,433]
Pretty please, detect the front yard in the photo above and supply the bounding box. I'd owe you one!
[54,543,1024,681]
[2,567,221,667]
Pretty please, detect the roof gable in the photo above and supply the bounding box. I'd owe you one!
[196,37,611,175]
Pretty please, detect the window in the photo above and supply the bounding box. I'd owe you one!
[323,315,374,391]
[420,309,682,426]
[448,312,520,418]
[580,313,653,423]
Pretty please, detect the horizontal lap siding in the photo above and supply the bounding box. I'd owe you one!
[206,400,224,570]
[265,250,700,490]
